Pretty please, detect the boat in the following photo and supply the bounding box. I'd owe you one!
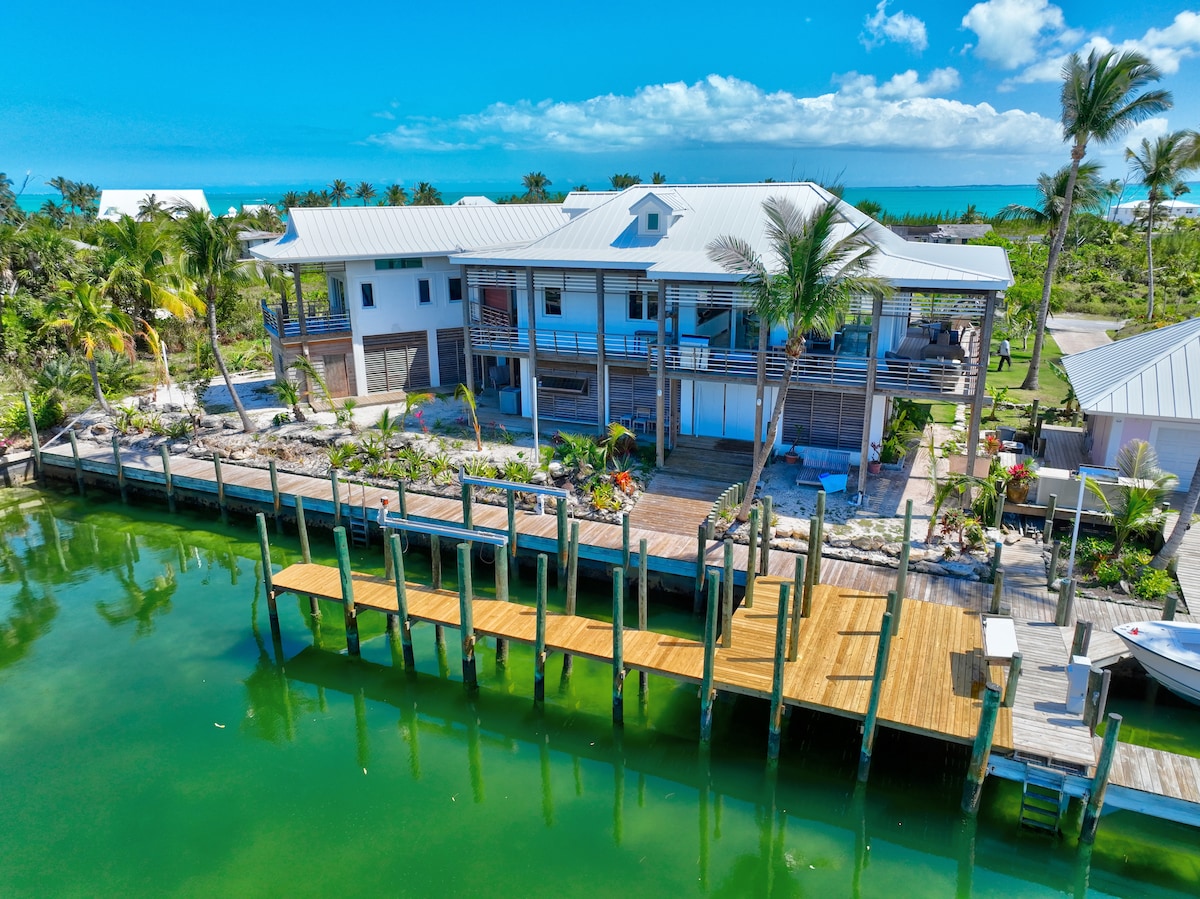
[1114,621,1200,705]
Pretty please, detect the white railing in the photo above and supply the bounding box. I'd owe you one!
[469,325,654,360]
[262,302,350,338]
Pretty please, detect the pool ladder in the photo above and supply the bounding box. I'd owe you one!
[1019,765,1070,834]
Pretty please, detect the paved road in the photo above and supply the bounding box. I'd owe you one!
[1046,314,1123,356]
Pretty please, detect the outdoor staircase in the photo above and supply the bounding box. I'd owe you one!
[1019,765,1070,834]
[630,437,755,537]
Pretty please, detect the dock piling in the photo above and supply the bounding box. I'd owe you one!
[461,481,473,530]
[1070,619,1093,658]
[760,496,772,576]
[613,567,626,726]
[256,513,278,638]
[387,534,415,669]
[1084,666,1111,733]
[788,555,805,662]
[22,392,41,481]
[333,526,360,656]
[1048,539,1062,588]
[1002,651,1022,708]
[457,542,477,691]
[331,469,341,526]
[506,492,516,558]
[961,683,1002,815]
[431,534,444,647]
[989,541,1002,585]
[213,455,226,517]
[534,554,548,704]
[857,610,896,782]
[895,499,912,604]
[562,520,580,679]
[694,522,707,613]
[747,506,759,607]
[159,444,176,512]
[295,496,312,562]
[700,571,719,743]
[1163,593,1179,621]
[813,490,825,583]
[68,431,85,495]
[721,539,733,648]
[494,546,510,666]
[622,512,630,572]
[397,480,407,518]
[638,538,649,698]
[1044,494,1057,542]
[1054,577,1072,627]
[556,499,568,582]
[1081,714,1123,844]
[993,481,1005,528]
[112,436,127,503]
[269,461,281,532]
[768,582,791,760]
[990,570,1004,615]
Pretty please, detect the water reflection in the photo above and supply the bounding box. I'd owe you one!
[95,561,178,636]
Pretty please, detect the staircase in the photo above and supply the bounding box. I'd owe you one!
[630,437,755,536]
[1019,765,1070,834]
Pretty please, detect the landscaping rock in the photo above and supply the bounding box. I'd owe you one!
[914,561,949,576]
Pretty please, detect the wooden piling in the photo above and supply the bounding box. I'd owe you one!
[1163,592,1179,621]
[1071,619,1093,658]
[961,682,1002,814]
[256,513,279,638]
[993,481,1005,529]
[457,542,477,691]
[1084,666,1111,733]
[896,499,912,606]
[430,534,444,646]
[768,582,791,760]
[157,444,178,512]
[506,492,517,558]
[760,495,773,576]
[700,571,719,743]
[1081,714,1123,843]
[494,546,510,666]
[397,480,407,518]
[213,455,226,515]
[534,554,548,704]
[556,499,568,582]
[1043,494,1057,543]
[788,555,805,662]
[22,392,41,480]
[1048,539,1062,588]
[269,460,281,532]
[1002,652,1022,708]
[112,436,127,503]
[562,520,580,679]
[813,490,825,583]
[613,567,626,726]
[989,541,1002,585]
[330,469,341,526]
[333,526,360,656]
[746,506,759,607]
[721,539,734,649]
[387,534,415,669]
[461,481,473,530]
[68,430,85,495]
[295,496,312,563]
[694,522,707,612]
[856,610,895,783]
[990,570,1004,615]
[1054,577,1072,627]
[622,512,631,573]
[638,537,648,698]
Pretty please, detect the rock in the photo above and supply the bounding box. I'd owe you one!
[852,535,885,551]
[230,448,252,461]
[914,561,949,576]
[170,441,189,454]
[531,471,548,485]
[775,525,793,539]
[223,419,239,429]
[828,535,853,549]
[200,416,222,430]
[92,423,110,435]
[942,561,978,578]
[907,547,930,563]
[548,462,565,478]
[881,542,902,557]
[1003,532,1022,545]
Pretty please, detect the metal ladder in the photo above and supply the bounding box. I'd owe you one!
[347,487,370,548]
[1019,765,1070,834]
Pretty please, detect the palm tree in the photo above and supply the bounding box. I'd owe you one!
[173,205,257,432]
[651,172,667,184]
[997,161,1108,236]
[1154,456,1200,569]
[708,197,887,521]
[271,379,306,422]
[610,173,641,189]
[96,215,200,326]
[402,390,435,429]
[1023,49,1171,390]
[455,383,482,450]
[383,183,408,206]
[329,179,350,206]
[1125,131,1200,321]
[522,172,551,202]
[279,191,301,211]
[1087,440,1176,555]
[43,282,134,413]
[354,181,377,206]
[47,176,76,213]
[137,193,167,222]
[410,182,443,206]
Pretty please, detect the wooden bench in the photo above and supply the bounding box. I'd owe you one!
[981,615,1018,663]
[796,448,851,487]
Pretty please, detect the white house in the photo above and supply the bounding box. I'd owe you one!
[1108,198,1200,225]
[97,189,210,221]
[1062,317,1200,490]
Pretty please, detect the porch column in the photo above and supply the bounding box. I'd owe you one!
[526,267,539,411]
[292,264,313,405]
[857,292,885,498]
[966,292,998,479]
[753,314,768,461]
[462,268,475,394]
[655,281,668,467]
[596,270,606,433]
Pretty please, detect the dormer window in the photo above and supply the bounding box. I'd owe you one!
[630,190,688,238]
[646,212,660,231]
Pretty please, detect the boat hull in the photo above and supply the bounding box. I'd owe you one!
[1114,622,1200,706]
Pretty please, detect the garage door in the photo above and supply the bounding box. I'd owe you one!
[363,332,430,393]
[1152,425,1199,490]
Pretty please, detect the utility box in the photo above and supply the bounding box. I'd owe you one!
[499,386,521,415]
[1065,654,1091,714]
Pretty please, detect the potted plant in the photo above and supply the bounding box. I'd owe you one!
[784,427,802,464]
[1005,461,1036,503]
[880,434,906,468]
[867,442,882,475]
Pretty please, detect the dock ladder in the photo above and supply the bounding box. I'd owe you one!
[348,489,370,548]
[1019,765,1070,834]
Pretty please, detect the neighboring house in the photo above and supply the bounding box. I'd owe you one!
[1109,198,1200,226]
[888,224,993,244]
[251,203,569,399]
[97,189,209,221]
[1062,317,1200,490]
[237,229,282,260]
[252,182,1013,495]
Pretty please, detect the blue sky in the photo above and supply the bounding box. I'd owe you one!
[5,1,1200,191]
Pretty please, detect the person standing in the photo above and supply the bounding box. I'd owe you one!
[997,337,1012,371]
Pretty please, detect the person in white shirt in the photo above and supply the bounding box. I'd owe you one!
[997,337,1012,371]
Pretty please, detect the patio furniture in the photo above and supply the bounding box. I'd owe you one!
[632,406,654,434]
[796,448,851,487]
[819,472,848,495]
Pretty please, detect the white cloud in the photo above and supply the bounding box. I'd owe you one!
[860,1,928,52]
[366,73,1059,157]
[961,0,1067,69]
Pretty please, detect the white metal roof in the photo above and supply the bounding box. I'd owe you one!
[97,189,209,221]
[1062,317,1200,421]
[451,196,497,206]
[250,203,569,263]
[451,183,1013,290]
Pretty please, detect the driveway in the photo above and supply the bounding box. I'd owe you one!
[1046,314,1123,356]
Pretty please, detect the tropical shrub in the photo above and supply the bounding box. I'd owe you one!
[1133,567,1175,601]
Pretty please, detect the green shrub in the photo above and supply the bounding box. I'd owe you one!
[1,393,64,435]
[1133,568,1175,601]
[1095,559,1123,586]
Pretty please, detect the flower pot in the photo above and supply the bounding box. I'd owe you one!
[1006,482,1030,504]
[784,451,799,465]
[867,461,882,475]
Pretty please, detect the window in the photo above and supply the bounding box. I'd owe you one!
[374,258,423,270]
[543,286,562,316]
[627,290,659,321]
[418,279,431,305]
[646,212,659,231]
[448,277,463,303]
[361,283,375,308]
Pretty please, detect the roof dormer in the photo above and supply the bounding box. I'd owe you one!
[629,190,689,238]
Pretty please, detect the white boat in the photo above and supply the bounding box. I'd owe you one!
[1114,621,1200,705]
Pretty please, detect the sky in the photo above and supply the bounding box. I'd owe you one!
[5,1,1200,193]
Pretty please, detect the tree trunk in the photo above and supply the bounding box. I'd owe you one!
[207,285,256,432]
[734,356,798,522]
[1023,144,1085,391]
[1146,203,1156,322]
[1153,456,1200,569]
[89,355,111,414]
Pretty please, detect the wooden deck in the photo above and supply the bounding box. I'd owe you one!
[629,437,753,536]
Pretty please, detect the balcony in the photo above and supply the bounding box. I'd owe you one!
[469,324,656,361]
[262,302,351,339]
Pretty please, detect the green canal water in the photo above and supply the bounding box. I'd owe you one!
[1,486,1199,897]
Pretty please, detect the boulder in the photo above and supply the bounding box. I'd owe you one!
[881,541,902,557]
[852,535,885,551]
[914,561,949,576]
[199,416,223,430]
